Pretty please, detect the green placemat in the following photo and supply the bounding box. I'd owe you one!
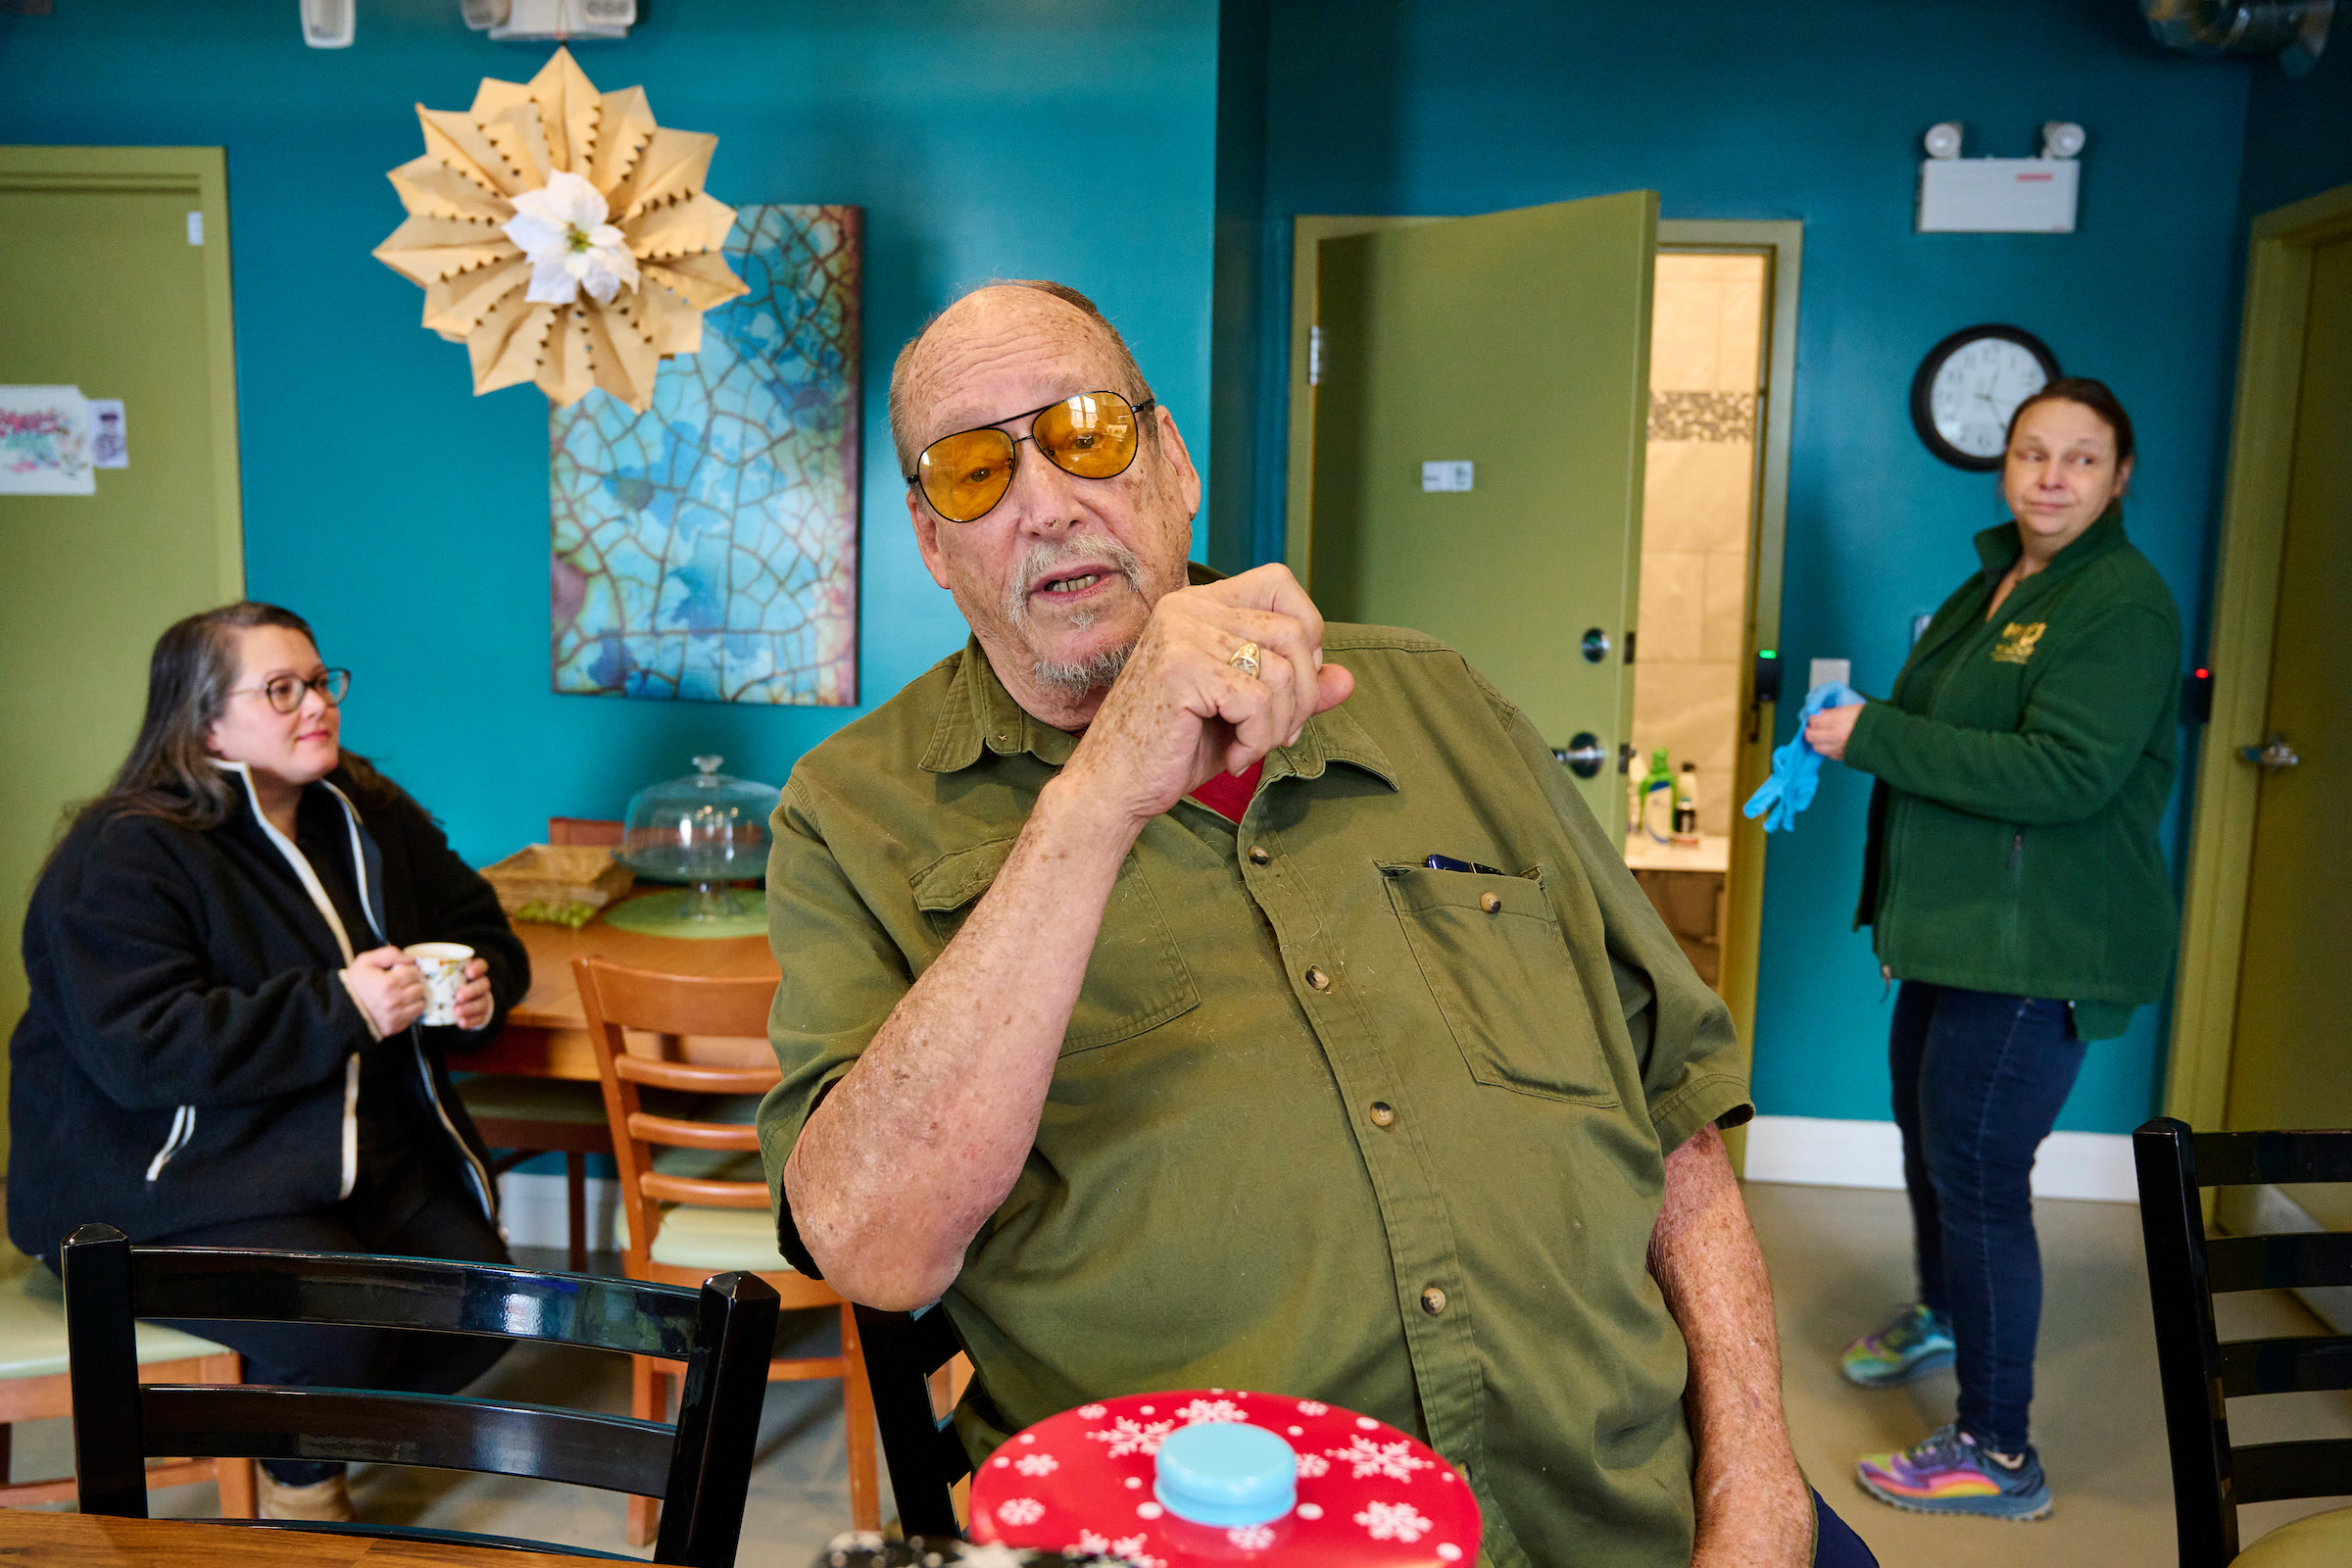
[600,889,768,939]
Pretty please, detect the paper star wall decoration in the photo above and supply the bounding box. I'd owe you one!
[372,48,749,411]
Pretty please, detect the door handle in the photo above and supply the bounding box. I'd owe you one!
[1553,732,1606,778]
[2239,732,2300,771]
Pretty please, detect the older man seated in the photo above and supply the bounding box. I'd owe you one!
[759,280,1853,1567]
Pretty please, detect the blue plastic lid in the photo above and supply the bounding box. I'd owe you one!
[1153,1421,1298,1528]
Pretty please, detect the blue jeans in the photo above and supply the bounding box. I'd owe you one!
[1888,981,2087,1454]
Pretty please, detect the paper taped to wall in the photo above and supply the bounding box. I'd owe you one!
[89,399,126,468]
[0,385,94,494]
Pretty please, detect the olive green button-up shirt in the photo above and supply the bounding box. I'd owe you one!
[759,618,1750,1568]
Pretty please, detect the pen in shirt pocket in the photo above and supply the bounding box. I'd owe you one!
[1424,854,1508,876]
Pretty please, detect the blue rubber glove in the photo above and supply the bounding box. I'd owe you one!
[1742,681,1863,832]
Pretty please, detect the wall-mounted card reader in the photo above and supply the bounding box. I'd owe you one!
[1747,650,1781,744]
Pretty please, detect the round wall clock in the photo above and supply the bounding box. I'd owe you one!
[1909,324,2061,471]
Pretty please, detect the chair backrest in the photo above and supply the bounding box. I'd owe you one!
[2133,1117,2352,1568]
[575,956,782,1276]
[851,1302,973,1542]
[63,1224,779,1567]
[550,815,625,848]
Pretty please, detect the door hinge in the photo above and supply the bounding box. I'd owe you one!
[1308,325,1325,386]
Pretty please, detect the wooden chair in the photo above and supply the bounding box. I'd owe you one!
[852,1302,977,1540]
[2134,1117,2352,1566]
[0,1240,253,1513]
[577,956,881,1545]
[452,814,633,1271]
[63,1223,777,1566]
[460,1076,610,1273]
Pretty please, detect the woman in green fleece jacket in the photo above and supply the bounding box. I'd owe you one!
[1804,379,2181,1521]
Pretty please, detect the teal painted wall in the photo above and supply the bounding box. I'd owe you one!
[0,0,1217,865]
[2236,26,2352,220]
[1230,0,2258,1135]
[7,0,2319,1142]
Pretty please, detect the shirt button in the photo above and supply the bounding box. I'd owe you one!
[1421,1286,1447,1315]
[1479,892,1501,913]
[1368,1102,1396,1127]
[1305,965,1332,991]
[1248,844,1271,865]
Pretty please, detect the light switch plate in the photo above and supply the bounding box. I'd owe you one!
[1809,658,1851,692]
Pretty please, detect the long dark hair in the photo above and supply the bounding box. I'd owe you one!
[2004,376,2136,466]
[72,601,388,836]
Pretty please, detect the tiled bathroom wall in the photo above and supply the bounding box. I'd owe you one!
[1632,252,1765,838]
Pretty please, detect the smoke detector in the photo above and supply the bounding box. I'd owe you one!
[300,0,354,48]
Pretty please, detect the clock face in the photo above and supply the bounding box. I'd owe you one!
[1930,338,2050,459]
[1910,325,2061,472]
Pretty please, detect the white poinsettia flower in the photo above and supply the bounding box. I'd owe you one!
[503,171,640,306]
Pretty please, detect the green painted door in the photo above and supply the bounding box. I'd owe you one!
[2227,232,2352,1139]
[0,149,242,1170]
[1310,192,1655,831]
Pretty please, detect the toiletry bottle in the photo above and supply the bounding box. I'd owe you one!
[1673,762,1701,846]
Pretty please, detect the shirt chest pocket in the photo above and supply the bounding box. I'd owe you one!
[912,839,1200,1054]
[1382,863,1618,1106]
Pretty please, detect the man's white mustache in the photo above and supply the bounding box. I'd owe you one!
[1001,538,1146,631]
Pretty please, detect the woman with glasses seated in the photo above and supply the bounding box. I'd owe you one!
[6,601,528,1523]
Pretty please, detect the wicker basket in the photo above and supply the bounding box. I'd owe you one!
[480,844,635,914]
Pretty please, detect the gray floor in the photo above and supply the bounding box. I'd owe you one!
[1753,1181,2352,1567]
[13,1190,2352,1566]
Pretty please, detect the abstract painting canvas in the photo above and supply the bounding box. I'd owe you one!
[552,204,859,705]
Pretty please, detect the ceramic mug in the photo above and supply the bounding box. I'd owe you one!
[404,942,475,1028]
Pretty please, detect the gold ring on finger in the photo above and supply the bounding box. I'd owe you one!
[1229,640,1261,679]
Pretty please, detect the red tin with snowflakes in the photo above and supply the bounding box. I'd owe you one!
[967,1390,1481,1567]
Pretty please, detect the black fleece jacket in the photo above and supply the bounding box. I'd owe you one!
[7,763,528,1263]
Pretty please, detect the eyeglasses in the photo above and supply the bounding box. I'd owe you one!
[229,668,352,713]
[907,390,1156,524]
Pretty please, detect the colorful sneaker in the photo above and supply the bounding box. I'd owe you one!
[1839,1301,1954,1388]
[1856,1424,2051,1520]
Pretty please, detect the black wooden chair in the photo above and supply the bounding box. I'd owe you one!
[2133,1118,2352,1567]
[852,1301,973,1540]
[63,1222,779,1566]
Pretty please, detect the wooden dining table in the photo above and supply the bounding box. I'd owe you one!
[0,1511,621,1568]
[459,890,781,1081]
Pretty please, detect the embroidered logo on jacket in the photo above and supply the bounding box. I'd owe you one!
[1991,621,2047,664]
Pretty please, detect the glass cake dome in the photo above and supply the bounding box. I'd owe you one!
[615,755,781,923]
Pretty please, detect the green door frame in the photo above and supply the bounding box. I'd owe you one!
[2163,182,2352,1131]
[1282,214,1802,1098]
[0,145,244,597]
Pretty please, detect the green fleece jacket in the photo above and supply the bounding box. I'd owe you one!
[1845,504,2181,1039]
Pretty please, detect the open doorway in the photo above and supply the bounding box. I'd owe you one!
[1285,211,1799,1110]
[1624,229,1797,1080]
[1625,250,1770,991]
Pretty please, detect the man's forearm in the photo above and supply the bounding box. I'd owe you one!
[1649,1126,1812,1567]
[785,773,1140,1307]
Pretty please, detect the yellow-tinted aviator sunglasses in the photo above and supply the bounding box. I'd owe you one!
[909,390,1155,523]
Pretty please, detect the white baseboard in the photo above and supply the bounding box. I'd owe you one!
[1740,1115,2138,1203]
[497,1169,619,1251]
